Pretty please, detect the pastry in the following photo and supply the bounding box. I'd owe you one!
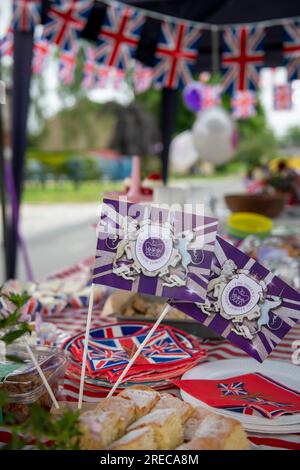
[153,393,193,423]
[128,408,184,450]
[118,385,160,419]
[96,396,136,435]
[79,409,119,450]
[182,408,249,450]
[109,426,157,450]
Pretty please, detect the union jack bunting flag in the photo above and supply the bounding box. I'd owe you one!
[283,20,300,81]
[43,0,93,51]
[96,65,114,88]
[232,90,257,119]
[222,26,265,94]
[134,61,153,94]
[0,27,14,57]
[96,4,144,70]
[202,84,222,110]
[58,49,77,84]
[82,46,97,89]
[32,39,50,75]
[273,84,293,111]
[218,382,248,397]
[12,0,42,32]
[153,21,202,89]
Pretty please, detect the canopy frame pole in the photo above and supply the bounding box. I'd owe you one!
[9,31,34,278]
[160,87,179,184]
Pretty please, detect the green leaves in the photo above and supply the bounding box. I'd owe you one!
[1,323,32,345]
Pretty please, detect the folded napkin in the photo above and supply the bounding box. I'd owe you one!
[173,373,300,419]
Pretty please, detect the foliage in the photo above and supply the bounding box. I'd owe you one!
[280,126,300,148]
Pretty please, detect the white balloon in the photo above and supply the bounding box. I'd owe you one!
[192,107,236,165]
[170,130,199,173]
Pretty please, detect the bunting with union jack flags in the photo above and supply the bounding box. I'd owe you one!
[96,3,144,70]
[153,21,202,89]
[0,27,14,58]
[32,39,50,75]
[82,46,97,89]
[283,20,300,81]
[221,26,265,95]
[273,84,293,111]
[12,0,42,32]
[58,48,77,84]
[232,90,257,119]
[43,0,93,51]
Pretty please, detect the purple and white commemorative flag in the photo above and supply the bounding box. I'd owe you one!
[172,236,300,362]
[92,198,218,303]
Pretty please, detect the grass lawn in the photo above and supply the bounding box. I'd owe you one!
[23,180,124,203]
[23,163,245,204]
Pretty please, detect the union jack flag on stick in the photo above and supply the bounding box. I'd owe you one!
[13,0,42,32]
[96,3,144,70]
[222,26,265,94]
[43,0,93,51]
[32,39,50,75]
[273,84,293,111]
[232,90,257,119]
[153,21,202,89]
[58,48,77,84]
[283,20,300,81]
[82,46,97,89]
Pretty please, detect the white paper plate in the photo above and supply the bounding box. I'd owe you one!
[180,359,300,432]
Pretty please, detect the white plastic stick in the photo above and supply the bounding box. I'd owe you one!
[107,303,171,398]
[23,338,60,409]
[78,283,95,409]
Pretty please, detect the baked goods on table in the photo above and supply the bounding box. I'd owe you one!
[121,294,190,321]
[79,385,249,450]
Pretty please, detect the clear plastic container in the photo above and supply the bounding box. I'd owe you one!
[0,345,67,423]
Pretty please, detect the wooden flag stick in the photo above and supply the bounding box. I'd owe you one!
[107,302,172,398]
[78,283,95,409]
[23,338,60,409]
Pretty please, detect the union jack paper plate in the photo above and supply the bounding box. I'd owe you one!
[63,322,207,387]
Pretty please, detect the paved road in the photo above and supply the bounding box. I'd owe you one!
[0,177,245,283]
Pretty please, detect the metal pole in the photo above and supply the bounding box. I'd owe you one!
[0,61,9,280]
[9,31,34,278]
[160,87,178,184]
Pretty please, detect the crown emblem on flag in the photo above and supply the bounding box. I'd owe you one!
[143,238,165,259]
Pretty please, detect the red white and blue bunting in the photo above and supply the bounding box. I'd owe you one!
[4,0,300,98]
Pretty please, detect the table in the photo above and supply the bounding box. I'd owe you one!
[47,305,300,450]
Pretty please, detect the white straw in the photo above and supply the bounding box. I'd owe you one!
[78,283,95,409]
[107,303,171,398]
[23,338,60,409]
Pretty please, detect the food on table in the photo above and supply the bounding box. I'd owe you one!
[95,396,136,435]
[128,408,183,450]
[109,427,157,450]
[121,294,190,320]
[79,409,120,450]
[152,392,193,423]
[179,407,249,450]
[118,385,160,419]
[79,385,249,450]
[0,346,66,424]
